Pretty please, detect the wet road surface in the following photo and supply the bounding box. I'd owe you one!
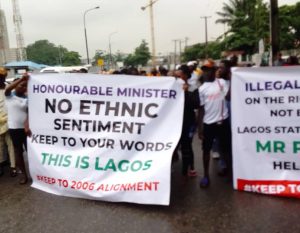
[1,141,300,233]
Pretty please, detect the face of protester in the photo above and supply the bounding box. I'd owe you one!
[175,70,188,82]
[217,62,230,80]
[202,67,216,82]
[15,81,27,97]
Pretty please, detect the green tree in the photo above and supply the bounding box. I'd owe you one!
[124,40,151,66]
[26,40,59,65]
[279,3,300,50]
[26,40,81,66]
[62,51,81,66]
[216,0,269,54]
[182,41,224,62]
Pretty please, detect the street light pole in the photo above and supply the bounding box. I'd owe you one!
[83,6,100,65]
[109,31,118,69]
[200,16,211,58]
[141,0,159,68]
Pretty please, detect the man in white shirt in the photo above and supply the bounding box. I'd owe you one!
[198,59,231,188]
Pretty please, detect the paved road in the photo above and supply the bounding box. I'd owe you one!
[1,141,300,233]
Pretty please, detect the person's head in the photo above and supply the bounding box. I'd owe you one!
[287,56,299,65]
[217,60,232,80]
[201,59,216,82]
[15,79,27,97]
[159,66,168,76]
[151,68,158,76]
[0,67,7,86]
[128,67,139,75]
[140,70,147,76]
[120,68,129,75]
[230,55,238,67]
[79,68,88,73]
[276,52,282,60]
[175,64,191,82]
[187,61,197,72]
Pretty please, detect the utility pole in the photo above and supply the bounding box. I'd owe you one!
[172,39,178,68]
[200,16,211,58]
[270,0,279,65]
[185,37,189,49]
[178,39,185,64]
[141,0,159,68]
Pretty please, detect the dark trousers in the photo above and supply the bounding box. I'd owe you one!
[202,118,232,176]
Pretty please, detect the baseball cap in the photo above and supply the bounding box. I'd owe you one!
[0,67,7,76]
[201,59,215,70]
[187,61,197,66]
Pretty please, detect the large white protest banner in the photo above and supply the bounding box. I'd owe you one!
[27,74,184,205]
[232,67,300,198]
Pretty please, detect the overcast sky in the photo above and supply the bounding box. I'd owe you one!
[1,0,298,59]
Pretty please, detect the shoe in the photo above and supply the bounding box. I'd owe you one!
[19,176,28,185]
[188,170,197,177]
[212,152,220,159]
[199,177,210,188]
[10,168,17,177]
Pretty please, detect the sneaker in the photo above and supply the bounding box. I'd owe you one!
[19,176,28,185]
[10,167,17,177]
[188,170,197,177]
[199,177,210,188]
[212,152,220,159]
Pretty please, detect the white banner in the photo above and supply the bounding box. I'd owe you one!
[27,74,184,205]
[232,67,300,198]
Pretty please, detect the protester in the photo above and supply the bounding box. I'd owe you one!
[187,61,202,91]
[174,65,199,182]
[215,59,233,175]
[158,66,168,76]
[5,74,29,184]
[198,59,231,188]
[274,52,284,66]
[0,67,16,177]
[284,56,299,66]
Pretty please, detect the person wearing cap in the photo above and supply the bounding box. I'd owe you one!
[0,67,16,177]
[197,59,231,188]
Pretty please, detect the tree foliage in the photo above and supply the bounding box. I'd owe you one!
[216,0,269,54]
[279,2,300,50]
[124,40,151,66]
[182,1,300,61]
[182,41,224,62]
[26,40,81,66]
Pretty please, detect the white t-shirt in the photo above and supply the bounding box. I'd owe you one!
[6,93,28,129]
[198,78,229,124]
[188,71,201,92]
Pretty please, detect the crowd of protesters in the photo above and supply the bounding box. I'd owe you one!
[0,53,299,188]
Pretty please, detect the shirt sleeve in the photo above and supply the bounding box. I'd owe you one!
[198,86,205,106]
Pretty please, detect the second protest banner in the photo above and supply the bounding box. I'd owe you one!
[27,74,184,205]
[232,66,300,198]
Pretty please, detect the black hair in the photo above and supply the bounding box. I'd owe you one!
[179,64,191,79]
